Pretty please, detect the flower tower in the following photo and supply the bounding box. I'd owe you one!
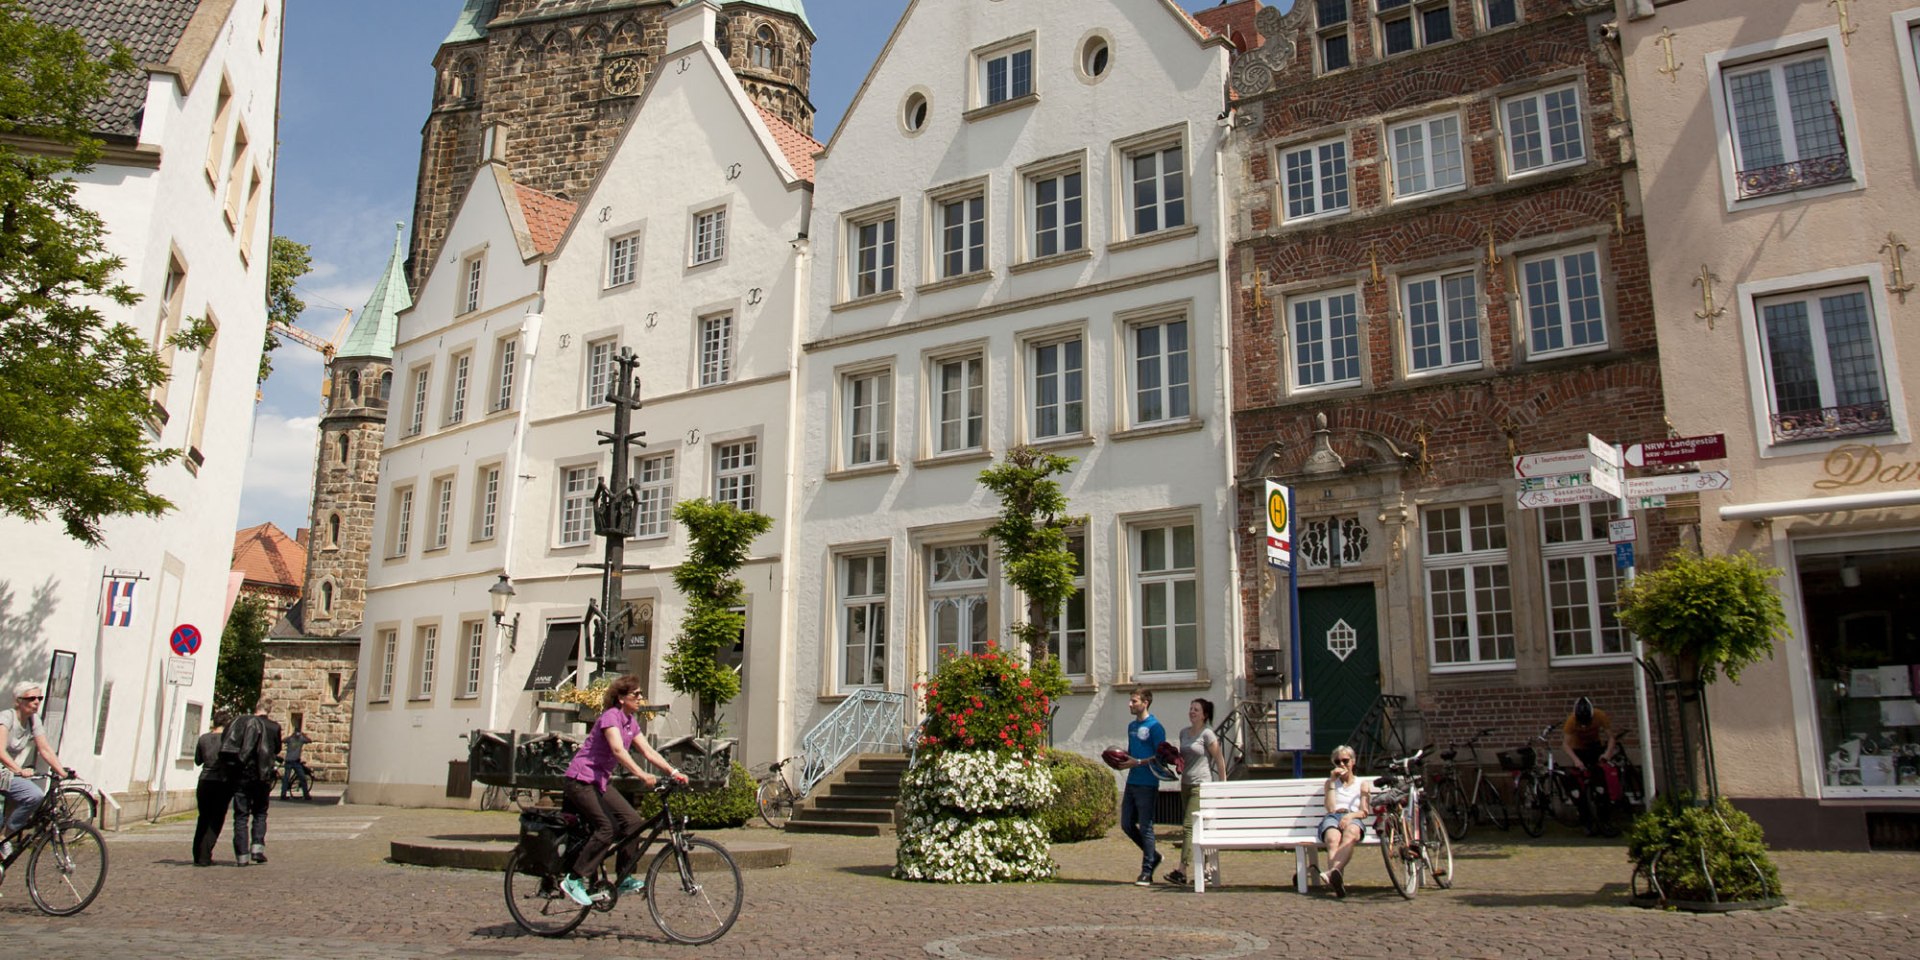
[894,651,1068,882]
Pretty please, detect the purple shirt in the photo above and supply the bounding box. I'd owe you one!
[565,708,641,792]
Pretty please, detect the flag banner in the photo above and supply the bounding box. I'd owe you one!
[1265,480,1293,570]
[103,578,136,627]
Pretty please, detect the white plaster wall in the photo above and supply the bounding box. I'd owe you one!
[793,1,1235,760]
[0,1,282,809]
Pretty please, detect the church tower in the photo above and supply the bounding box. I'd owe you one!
[300,224,412,637]
[408,0,815,287]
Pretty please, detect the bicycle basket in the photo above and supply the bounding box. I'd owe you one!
[1498,746,1535,771]
[1371,787,1407,810]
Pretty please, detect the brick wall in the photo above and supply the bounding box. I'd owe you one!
[260,639,360,783]
[302,355,390,637]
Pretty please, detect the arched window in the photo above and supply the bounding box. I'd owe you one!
[751,24,777,70]
[347,370,362,402]
[448,56,477,102]
[328,513,341,546]
[379,370,392,404]
[335,433,350,464]
[319,581,334,615]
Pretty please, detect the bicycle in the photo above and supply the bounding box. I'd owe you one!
[503,779,742,945]
[1431,728,1509,841]
[752,755,802,829]
[1367,747,1451,898]
[0,770,109,915]
[279,758,313,801]
[1505,726,1585,837]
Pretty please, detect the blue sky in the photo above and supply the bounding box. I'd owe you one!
[241,0,1234,535]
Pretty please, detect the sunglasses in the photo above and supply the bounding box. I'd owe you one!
[1335,756,1353,765]
[17,696,43,703]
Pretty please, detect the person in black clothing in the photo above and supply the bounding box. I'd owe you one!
[192,713,236,866]
[280,727,312,799]
[228,700,282,866]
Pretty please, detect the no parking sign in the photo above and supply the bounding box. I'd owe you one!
[169,623,202,656]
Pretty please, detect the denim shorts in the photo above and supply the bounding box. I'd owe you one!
[1317,812,1358,838]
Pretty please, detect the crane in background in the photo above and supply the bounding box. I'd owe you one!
[265,308,352,408]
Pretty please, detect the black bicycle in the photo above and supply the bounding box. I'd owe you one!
[279,758,313,801]
[0,770,108,916]
[503,779,742,945]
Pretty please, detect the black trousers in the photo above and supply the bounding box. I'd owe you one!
[563,777,642,881]
[193,778,237,864]
[232,779,271,854]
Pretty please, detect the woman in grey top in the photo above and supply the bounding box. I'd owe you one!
[1165,698,1226,887]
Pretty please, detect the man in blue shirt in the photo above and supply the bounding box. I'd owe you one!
[1121,687,1165,885]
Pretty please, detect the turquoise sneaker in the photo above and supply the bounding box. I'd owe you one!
[559,874,593,907]
[618,875,645,894]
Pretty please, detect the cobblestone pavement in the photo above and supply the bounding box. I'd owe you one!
[1,794,1916,958]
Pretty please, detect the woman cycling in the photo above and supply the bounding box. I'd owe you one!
[558,675,686,906]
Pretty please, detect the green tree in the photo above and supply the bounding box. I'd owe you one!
[0,4,183,545]
[979,446,1086,665]
[259,235,312,383]
[214,594,271,719]
[664,498,772,735]
[1614,549,1789,686]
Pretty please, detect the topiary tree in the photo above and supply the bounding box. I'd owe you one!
[979,446,1085,666]
[1038,747,1118,843]
[663,498,772,737]
[1614,549,1789,686]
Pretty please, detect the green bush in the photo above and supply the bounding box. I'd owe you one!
[1626,794,1783,904]
[1038,748,1117,843]
[626,760,756,829]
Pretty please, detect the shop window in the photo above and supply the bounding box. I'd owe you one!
[1799,538,1920,794]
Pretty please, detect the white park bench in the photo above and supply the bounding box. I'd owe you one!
[1186,776,1377,894]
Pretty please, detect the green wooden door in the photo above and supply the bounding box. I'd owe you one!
[1299,584,1381,755]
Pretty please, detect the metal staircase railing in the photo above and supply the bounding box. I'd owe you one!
[798,689,909,795]
[1350,694,1425,772]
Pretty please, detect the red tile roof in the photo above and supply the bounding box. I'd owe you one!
[232,522,306,591]
[1193,0,1264,53]
[515,183,577,255]
[756,103,822,182]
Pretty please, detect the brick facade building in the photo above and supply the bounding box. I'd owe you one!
[410,0,813,286]
[259,638,357,783]
[1224,0,1674,758]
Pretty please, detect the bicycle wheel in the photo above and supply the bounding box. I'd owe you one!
[1421,799,1453,890]
[1518,779,1547,838]
[25,821,107,916]
[1475,779,1509,831]
[755,779,794,830]
[646,836,743,945]
[503,848,590,937]
[1550,776,1585,828]
[1439,780,1471,842]
[53,785,97,825]
[1377,813,1416,899]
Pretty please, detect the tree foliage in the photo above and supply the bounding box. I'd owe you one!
[214,594,271,719]
[259,235,312,383]
[1614,549,1790,685]
[664,498,772,735]
[0,4,180,544]
[979,446,1086,664]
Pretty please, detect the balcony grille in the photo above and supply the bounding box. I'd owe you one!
[1736,152,1851,200]
[1772,400,1892,442]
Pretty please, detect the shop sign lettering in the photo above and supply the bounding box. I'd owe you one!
[1816,443,1920,490]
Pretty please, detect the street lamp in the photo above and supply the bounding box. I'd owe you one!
[489,574,519,652]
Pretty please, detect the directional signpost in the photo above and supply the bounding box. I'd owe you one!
[1516,485,1614,509]
[1587,434,1624,498]
[1625,433,1727,468]
[1623,470,1732,499]
[1513,448,1589,479]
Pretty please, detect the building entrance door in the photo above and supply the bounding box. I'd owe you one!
[1299,584,1381,755]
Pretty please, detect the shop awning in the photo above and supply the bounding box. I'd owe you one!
[1719,488,1920,522]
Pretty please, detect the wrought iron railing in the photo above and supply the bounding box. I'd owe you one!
[1736,152,1851,200]
[1771,399,1892,442]
[798,689,909,794]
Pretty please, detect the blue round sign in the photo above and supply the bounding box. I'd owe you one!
[169,623,202,656]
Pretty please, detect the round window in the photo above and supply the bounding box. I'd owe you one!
[903,91,929,132]
[1082,37,1110,79]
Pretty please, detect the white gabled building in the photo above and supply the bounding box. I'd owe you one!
[0,0,283,814]
[790,1,1239,760]
[349,0,816,804]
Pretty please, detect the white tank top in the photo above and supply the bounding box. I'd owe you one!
[1327,774,1363,813]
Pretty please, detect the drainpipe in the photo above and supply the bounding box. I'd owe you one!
[1214,103,1246,705]
[777,219,811,761]
[484,296,544,732]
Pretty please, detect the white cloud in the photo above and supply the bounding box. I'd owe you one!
[236,410,321,535]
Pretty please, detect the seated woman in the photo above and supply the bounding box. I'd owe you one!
[1316,745,1369,898]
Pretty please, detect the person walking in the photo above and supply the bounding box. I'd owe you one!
[556,675,686,906]
[192,713,237,866]
[1165,698,1226,888]
[228,700,281,865]
[1118,687,1166,886]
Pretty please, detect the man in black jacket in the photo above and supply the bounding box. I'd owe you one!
[228,700,282,866]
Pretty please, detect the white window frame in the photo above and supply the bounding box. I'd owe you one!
[376,629,397,701]
[1893,10,1920,168]
[1279,136,1351,222]
[1479,0,1519,30]
[1539,501,1630,664]
[926,540,994,670]
[1387,112,1466,200]
[1376,0,1456,57]
[1023,158,1085,260]
[634,451,676,538]
[698,313,733,387]
[492,335,518,412]
[473,463,501,542]
[1120,133,1187,238]
[841,366,893,468]
[1517,244,1608,360]
[1125,310,1192,426]
[1706,29,1862,211]
[1422,503,1515,672]
[1315,0,1352,73]
[929,351,986,456]
[846,204,899,300]
[1027,332,1087,441]
[837,551,888,692]
[445,351,470,425]
[412,624,438,700]
[585,337,617,408]
[690,206,727,266]
[459,620,484,699]
[607,232,640,288]
[462,254,484,314]
[1287,288,1364,392]
[407,365,430,436]
[558,464,597,547]
[1401,267,1482,375]
[1500,83,1586,176]
[713,439,758,512]
[1047,533,1090,681]
[1738,267,1907,455]
[390,486,414,558]
[973,36,1034,108]
[930,182,987,280]
[429,475,454,550]
[1131,518,1200,678]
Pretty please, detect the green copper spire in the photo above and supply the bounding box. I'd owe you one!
[337,223,412,361]
[443,0,498,45]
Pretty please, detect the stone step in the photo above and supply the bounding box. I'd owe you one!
[842,770,904,786]
[795,805,895,824]
[819,782,900,800]
[783,818,890,837]
[813,794,898,810]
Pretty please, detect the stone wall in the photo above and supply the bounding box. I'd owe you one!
[302,354,390,637]
[260,639,359,783]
